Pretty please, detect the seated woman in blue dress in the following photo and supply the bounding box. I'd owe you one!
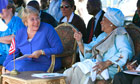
[2,6,63,74]
[0,1,25,65]
[63,7,134,84]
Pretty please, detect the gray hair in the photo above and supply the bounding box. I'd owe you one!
[22,6,39,26]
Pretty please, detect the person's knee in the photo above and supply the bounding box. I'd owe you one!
[63,67,73,75]
[114,72,123,79]
[132,76,140,84]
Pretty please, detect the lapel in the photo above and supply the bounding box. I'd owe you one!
[93,11,105,37]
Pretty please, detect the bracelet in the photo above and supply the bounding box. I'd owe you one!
[41,50,45,55]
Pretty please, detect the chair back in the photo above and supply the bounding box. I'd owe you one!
[55,23,77,68]
[125,24,140,58]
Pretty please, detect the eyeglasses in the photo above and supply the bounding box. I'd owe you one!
[60,5,70,9]
[29,16,40,22]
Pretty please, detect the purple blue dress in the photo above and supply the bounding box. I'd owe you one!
[3,22,64,72]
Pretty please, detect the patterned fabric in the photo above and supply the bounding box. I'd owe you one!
[55,23,77,68]
[125,24,140,56]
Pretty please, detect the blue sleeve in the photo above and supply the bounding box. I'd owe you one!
[108,34,133,67]
[79,33,105,61]
[43,25,63,57]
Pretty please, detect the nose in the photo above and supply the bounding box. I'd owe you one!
[100,20,103,25]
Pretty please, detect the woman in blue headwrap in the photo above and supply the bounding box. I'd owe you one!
[63,7,134,84]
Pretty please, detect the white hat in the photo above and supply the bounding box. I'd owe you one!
[104,7,124,27]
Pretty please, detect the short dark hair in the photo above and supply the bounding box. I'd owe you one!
[62,0,76,11]
[137,0,140,8]
[88,0,102,10]
[27,1,40,11]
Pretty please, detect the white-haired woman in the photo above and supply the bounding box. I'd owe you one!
[63,7,134,84]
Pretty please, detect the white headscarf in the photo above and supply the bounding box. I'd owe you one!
[104,7,124,27]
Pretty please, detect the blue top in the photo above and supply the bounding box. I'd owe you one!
[3,22,64,72]
[79,31,133,78]
[0,16,25,64]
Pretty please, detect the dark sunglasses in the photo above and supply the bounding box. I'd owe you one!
[60,5,70,8]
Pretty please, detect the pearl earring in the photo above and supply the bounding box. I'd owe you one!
[110,24,113,27]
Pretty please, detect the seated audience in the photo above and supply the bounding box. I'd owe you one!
[132,0,140,27]
[2,6,63,74]
[0,0,25,65]
[27,1,58,28]
[63,7,134,84]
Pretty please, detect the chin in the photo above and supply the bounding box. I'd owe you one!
[33,27,39,31]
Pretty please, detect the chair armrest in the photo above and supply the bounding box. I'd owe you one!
[47,55,55,73]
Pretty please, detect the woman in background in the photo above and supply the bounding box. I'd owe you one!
[0,1,25,65]
[59,0,87,43]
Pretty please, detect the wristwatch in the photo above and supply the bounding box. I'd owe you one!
[41,50,45,55]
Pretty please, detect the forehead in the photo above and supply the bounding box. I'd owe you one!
[28,13,39,17]
[103,16,110,22]
[62,1,69,5]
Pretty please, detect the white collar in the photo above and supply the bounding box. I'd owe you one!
[61,12,74,22]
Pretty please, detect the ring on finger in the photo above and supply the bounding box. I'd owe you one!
[98,69,101,71]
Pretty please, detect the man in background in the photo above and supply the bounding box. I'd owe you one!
[86,0,104,43]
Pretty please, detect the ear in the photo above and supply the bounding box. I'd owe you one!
[71,6,74,11]
[25,21,28,27]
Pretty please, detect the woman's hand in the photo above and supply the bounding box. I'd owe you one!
[28,50,42,58]
[127,62,137,70]
[93,60,112,74]
[2,67,6,74]
[72,28,84,54]
[72,28,83,43]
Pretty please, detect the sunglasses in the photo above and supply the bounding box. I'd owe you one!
[60,5,70,8]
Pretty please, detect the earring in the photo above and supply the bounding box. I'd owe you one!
[110,24,113,27]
